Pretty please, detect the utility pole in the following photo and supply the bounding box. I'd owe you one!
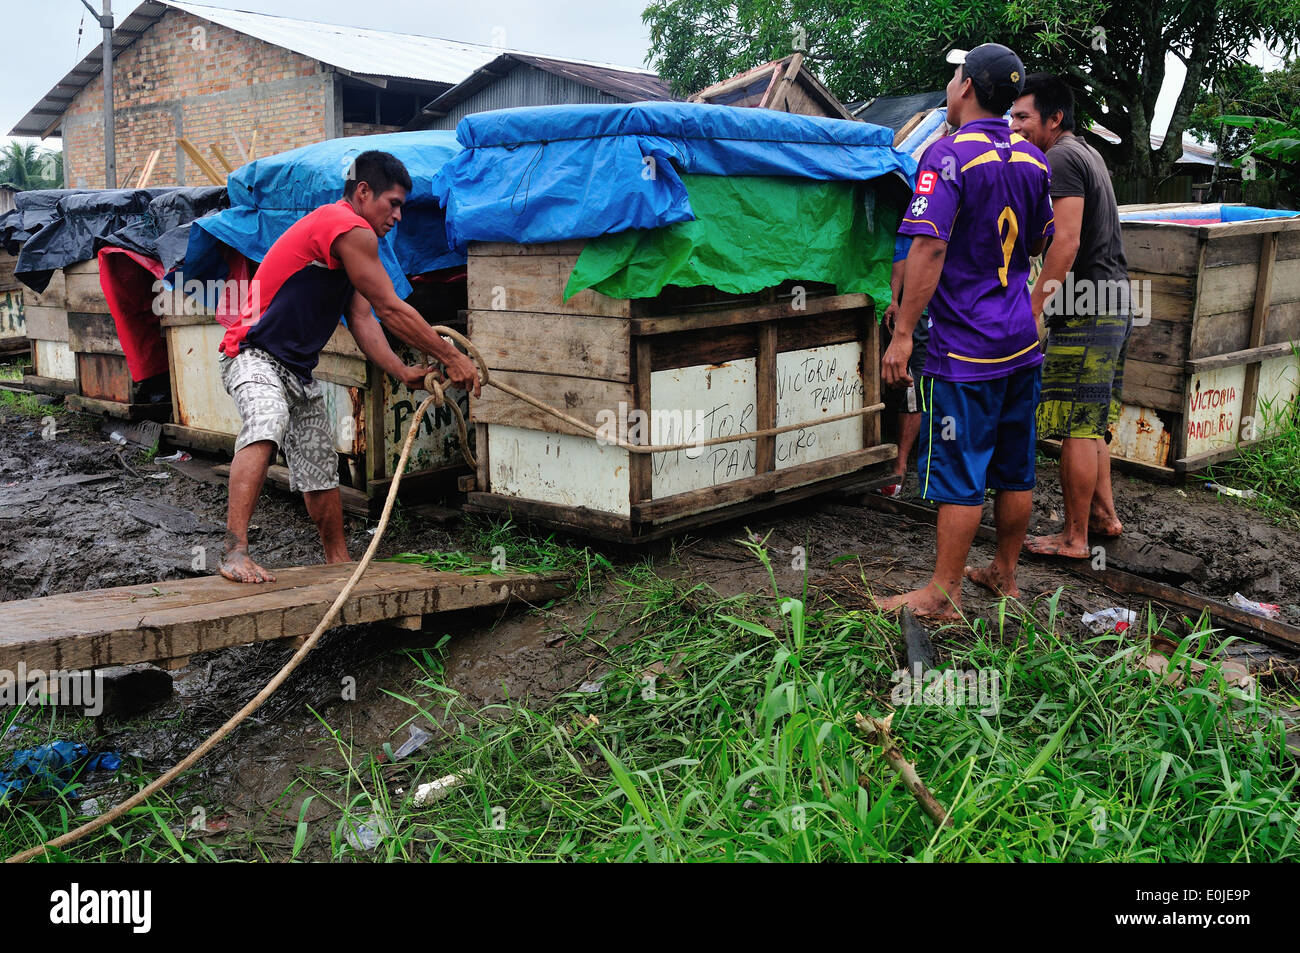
[80,0,115,188]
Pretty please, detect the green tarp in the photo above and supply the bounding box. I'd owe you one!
[563,174,899,316]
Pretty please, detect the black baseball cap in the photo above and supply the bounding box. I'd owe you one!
[946,43,1025,109]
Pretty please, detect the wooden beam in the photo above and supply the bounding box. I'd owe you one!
[0,562,571,673]
[1239,230,1277,443]
[178,137,224,185]
[135,148,160,188]
[631,294,871,336]
[209,143,234,174]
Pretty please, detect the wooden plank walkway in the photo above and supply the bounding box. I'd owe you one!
[1,563,570,672]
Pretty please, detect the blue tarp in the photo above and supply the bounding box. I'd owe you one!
[1119,203,1300,223]
[433,101,918,249]
[186,131,466,298]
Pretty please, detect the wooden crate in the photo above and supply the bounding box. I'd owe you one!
[160,308,473,512]
[0,253,27,355]
[463,240,896,541]
[61,260,171,420]
[1110,206,1300,476]
[18,270,77,394]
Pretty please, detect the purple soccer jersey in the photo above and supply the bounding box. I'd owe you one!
[898,117,1055,381]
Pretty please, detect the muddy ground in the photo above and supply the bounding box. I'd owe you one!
[2,402,1298,858]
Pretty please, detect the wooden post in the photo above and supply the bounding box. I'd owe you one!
[1239,231,1277,444]
[756,322,777,473]
[629,337,653,504]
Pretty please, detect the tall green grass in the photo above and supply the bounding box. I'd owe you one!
[4,538,1296,862]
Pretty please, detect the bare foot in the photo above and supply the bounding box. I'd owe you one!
[877,584,962,622]
[1023,533,1091,559]
[220,548,277,583]
[964,564,1021,599]
[1088,515,1123,538]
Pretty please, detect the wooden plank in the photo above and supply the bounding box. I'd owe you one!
[161,421,237,455]
[22,305,69,342]
[66,394,171,422]
[469,240,588,257]
[631,293,873,336]
[0,562,570,673]
[65,268,110,313]
[467,251,631,318]
[68,311,126,355]
[1122,359,1184,412]
[468,309,631,381]
[1185,340,1296,373]
[23,270,67,310]
[632,443,895,523]
[630,338,653,504]
[21,373,77,396]
[470,369,633,438]
[475,422,491,495]
[1121,222,1203,276]
[649,323,757,371]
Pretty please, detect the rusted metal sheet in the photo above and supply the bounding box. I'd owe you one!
[77,353,133,403]
[1110,403,1171,467]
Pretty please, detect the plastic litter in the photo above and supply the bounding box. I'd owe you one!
[108,432,128,447]
[391,724,432,761]
[343,811,391,851]
[155,451,192,463]
[1082,607,1137,634]
[1205,482,1258,500]
[413,773,467,806]
[1229,592,1281,620]
[0,741,121,799]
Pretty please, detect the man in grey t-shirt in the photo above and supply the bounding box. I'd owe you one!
[1011,72,1131,559]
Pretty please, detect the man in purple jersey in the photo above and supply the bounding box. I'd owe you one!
[879,43,1055,620]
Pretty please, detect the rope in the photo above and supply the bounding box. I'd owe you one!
[8,324,881,861]
[7,366,454,863]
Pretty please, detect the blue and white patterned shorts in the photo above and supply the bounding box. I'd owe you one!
[219,347,339,493]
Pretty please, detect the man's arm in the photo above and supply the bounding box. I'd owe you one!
[333,228,481,396]
[1030,195,1081,320]
[884,258,905,327]
[345,291,431,391]
[882,236,946,388]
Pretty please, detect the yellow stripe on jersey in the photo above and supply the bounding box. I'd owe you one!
[960,149,1002,172]
[947,340,1041,364]
[1010,132,1026,144]
[1009,150,1049,173]
[901,217,942,236]
[952,132,993,144]
[1042,216,1055,234]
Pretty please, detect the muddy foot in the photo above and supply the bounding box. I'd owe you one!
[1088,516,1123,538]
[220,549,277,584]
[964,564,1021,599]
[1023,533,1090,559]
[876,585,962,622]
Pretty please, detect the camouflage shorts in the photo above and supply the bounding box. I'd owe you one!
[1036,312,1132,441]
[219,347,339,493]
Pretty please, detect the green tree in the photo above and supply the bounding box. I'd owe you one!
[643,0,1300,182]
[0,141,64,190]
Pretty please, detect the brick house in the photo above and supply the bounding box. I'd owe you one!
[11,0,666,189]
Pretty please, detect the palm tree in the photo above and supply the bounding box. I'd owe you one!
[0,141,65,190]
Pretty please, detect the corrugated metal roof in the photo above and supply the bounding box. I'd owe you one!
[11,0,659,138]
[411,53,673,126]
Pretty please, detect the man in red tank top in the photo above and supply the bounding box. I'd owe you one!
[218,150,480,584]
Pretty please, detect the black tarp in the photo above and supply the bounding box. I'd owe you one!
[14,186,227,292]
[853,91,947,133]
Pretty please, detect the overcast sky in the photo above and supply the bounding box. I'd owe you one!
[1,0,1288,155]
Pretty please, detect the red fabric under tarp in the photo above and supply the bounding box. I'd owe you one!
[97,247,168,382]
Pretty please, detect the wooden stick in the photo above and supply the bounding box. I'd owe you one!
[209,143,234,173]
[855,712,953,828]
[177,137,224,185]
[248,130,259,162]
[136,149,160,188]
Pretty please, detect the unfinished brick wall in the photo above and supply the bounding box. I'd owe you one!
[63,7,338,188]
